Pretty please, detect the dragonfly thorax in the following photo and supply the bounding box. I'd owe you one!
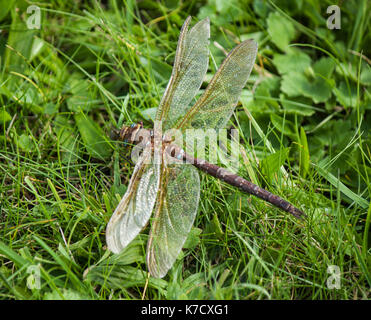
[119,123,143,144]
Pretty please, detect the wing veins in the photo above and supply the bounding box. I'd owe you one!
[176,39,257,130]
[155,17,191,122]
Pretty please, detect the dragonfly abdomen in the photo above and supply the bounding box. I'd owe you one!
[182,152,306,219]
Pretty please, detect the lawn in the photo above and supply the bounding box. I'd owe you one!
[0,0,370,299]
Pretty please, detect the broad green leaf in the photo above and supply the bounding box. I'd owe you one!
[281,72,307,97]
[335,62,358,82]
[260,147,290,183]
[44,288,91,300]
[86,261,167,290]
[0,0,15,21]
[255,77,281,98]
[360,67,371,85]
[254,86,280,113]
[246,77,281,113]
[0,241,29,268]
[198,0,240,26]
[258,76,281,93]
[270,114,296,139]
[328,120,352,148]
[141,107,157,122]
[280,95,315,116]
[10,85,43,112]
[313,57,336,78]
[363,99,371,110]
[301,76,333,103]
[30,37,45,61]
[54,115,79,164]
[107,238,146,265]
[0,109,12,123]
[253,0,270,18]
[308,137,327,163]
[167,272,208,299]
[4,9,37,77]
[281,58,335,104]
[84,239,146,290]
[66,79,96,112]
[215,0,237,13]
[183,227,202,249]
[17,134,33,152]
[267,12,296,52]
[139,56,172,82]
[74,112,112,160]
[273,50,311,75]
[44,103,59,115]
[333,81,358,108]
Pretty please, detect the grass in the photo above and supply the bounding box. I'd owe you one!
[0,0,370,299]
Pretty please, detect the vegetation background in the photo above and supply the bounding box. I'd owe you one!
[0,0,370,299]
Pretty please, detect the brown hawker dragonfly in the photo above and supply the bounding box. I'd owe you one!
[106,16,305,278]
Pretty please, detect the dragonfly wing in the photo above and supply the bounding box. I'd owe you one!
[146,164,200,278]
[106,151,160,254]
[177,39,257,130]
[155,16,210,129]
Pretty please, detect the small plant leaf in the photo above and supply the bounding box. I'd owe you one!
[270,114,296,139]
[333,81,358,108]
[66,79,96,112]
[74,112,112,160]
[260,147,290,183]
[299,127,310,178]
[281,72,307,97]
[0,109,12,123]
[54,115,79,164]
[183,227,202,249]
[267,12,296,52]
[273,50,311,75]
[313,57,336,78]
[17,134,33,152]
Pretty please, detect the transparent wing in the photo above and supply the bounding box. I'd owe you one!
[155,16,210,129]
[106,150,160,254]
[146,164,200,278]
[176,39,257,130]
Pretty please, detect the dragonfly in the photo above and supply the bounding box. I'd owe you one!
[106,16,305,278]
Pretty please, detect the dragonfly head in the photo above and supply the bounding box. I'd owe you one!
[119,122,143,144]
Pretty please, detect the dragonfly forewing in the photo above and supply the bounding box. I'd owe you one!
[106,150,160,254]
[146,163,200,278]
[177,39,257,130]
[155,17,210,130]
